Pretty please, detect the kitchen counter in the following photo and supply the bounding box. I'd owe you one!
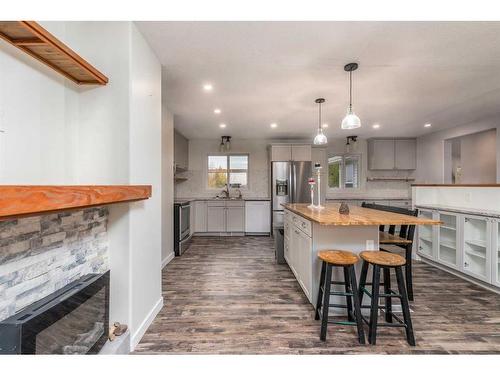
[175,197,270,202]
[416,204,500,218]
[282,203,439,308]
[282,203,440,226]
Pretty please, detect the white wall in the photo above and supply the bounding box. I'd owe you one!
[324,138,414,199]
[416,118,500,183]
[161,79,175,266]
[459,129,497,183]
[176,138,270,199]
[0,21,168,351]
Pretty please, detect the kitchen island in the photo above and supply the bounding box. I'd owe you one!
[282,203,440,309]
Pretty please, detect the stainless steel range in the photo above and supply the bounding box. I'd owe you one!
[174,200,192,256]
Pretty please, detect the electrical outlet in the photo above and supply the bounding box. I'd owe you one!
[366,240,375,250]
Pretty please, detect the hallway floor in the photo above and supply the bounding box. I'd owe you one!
[134,236,500,354]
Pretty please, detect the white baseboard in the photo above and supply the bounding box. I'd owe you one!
[162,252,175,269]
[130,296,163,350]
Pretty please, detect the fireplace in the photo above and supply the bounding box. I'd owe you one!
[0,271,109,354]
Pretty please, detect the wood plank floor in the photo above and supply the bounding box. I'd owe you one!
[134,236,500,354]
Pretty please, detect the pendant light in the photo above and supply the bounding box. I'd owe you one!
[313,98,327,145]
[341,62,361,130]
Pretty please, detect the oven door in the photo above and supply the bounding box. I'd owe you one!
[179,204,190,241]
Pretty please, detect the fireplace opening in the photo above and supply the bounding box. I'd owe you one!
[0,271,110,354]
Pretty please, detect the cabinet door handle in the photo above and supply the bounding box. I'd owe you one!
[464,262,469,268]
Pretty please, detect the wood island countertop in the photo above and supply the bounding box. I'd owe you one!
[282,203,441,226]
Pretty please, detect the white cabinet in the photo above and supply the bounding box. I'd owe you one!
[270,145,292,161]
[491,220,500,287]
[206,201,245,233]
[417,206,500,287]
[368,138,416,170]
[194,201,207,233]
[285,210,313,301]
[207,204,226,232]
[291,145,312,161]
[270,144,312,161]
[245,201,270,233]
[461,215,491,283]
[174,129,189,170]
[417,209,437,260]
[437,211,460,269]
[226,206,245,232]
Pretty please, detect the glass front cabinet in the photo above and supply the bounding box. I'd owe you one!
[417,208,499,288]
[417,209,437,260]
[491,219,500,288]
[461,214,491,283]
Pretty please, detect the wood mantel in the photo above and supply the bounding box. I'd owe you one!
[0,185,151,220]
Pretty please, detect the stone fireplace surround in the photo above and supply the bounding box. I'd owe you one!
[0,207,109,321]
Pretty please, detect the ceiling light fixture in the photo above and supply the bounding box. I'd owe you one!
[424,123,432,128]
[219,123,226,128]
[341,63,361,130]
[270,123,278,128]
[313,98,327,145]
[214,108,221,114]
[203,83,213,92]
[219,136,231,152]
[372,124,380,129]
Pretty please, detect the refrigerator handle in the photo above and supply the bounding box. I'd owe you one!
[292,163,297,203]
[289,163,294,204]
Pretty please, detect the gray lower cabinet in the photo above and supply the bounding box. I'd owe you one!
[207,205,226,232]
[226,206,245,232]
[194,201,207,232]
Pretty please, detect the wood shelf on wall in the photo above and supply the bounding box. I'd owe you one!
[0,185,151,221]
[0,21,108,85]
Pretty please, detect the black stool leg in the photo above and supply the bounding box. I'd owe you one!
[383,267,393,323]
[368,264,380,345]
[395,266,416,346]
[348,265,365,344]
[405,244,414,301]
[320,264,332,341]
[315,261,326,320]
[343,266,354,322]
[358,260,369,306]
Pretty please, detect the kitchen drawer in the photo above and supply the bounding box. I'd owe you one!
[292,213,311,237]
[226,200,245,207]
[207,201,227,207]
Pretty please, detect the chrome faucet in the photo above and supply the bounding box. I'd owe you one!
[221,183,230,198]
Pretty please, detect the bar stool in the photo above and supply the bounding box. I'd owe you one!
[358,251,415,346]
[314,250,365,343]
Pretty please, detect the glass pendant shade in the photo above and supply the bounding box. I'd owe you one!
[341,107,361,130]
[313,98,327,145]
[313,128,328,145]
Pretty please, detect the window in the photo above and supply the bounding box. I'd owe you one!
[328,154,361,189]
[208,154,249,189]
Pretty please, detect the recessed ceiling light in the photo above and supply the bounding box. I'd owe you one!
[372,124,380,129]
[424,123,432,128]
[203,83,213,92]
[270,123,278,128]
[214,108,221,114]
[219,123,226,128]
[322,123,329,129]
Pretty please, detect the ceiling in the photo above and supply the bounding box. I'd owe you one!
[136,21,500,140]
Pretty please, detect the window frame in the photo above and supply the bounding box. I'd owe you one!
[206,153,250,190]
[327,153,362,191]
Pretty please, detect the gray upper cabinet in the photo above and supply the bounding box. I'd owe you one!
[174,130,189,170]
[270,144,311,162]
[368,138,416,170]
[394,139,417,170]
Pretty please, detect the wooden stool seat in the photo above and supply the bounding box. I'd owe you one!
[379,232,412,245]
[360,251,406,267]
[318,250,359,266]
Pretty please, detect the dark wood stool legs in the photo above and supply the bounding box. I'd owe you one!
[358,259,416,346]
[315,261,365,344]
[404,244,414,301]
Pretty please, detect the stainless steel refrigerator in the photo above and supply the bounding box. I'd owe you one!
[271,161,312,229]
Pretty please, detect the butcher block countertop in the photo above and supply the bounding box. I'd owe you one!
[282,203,441,226]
